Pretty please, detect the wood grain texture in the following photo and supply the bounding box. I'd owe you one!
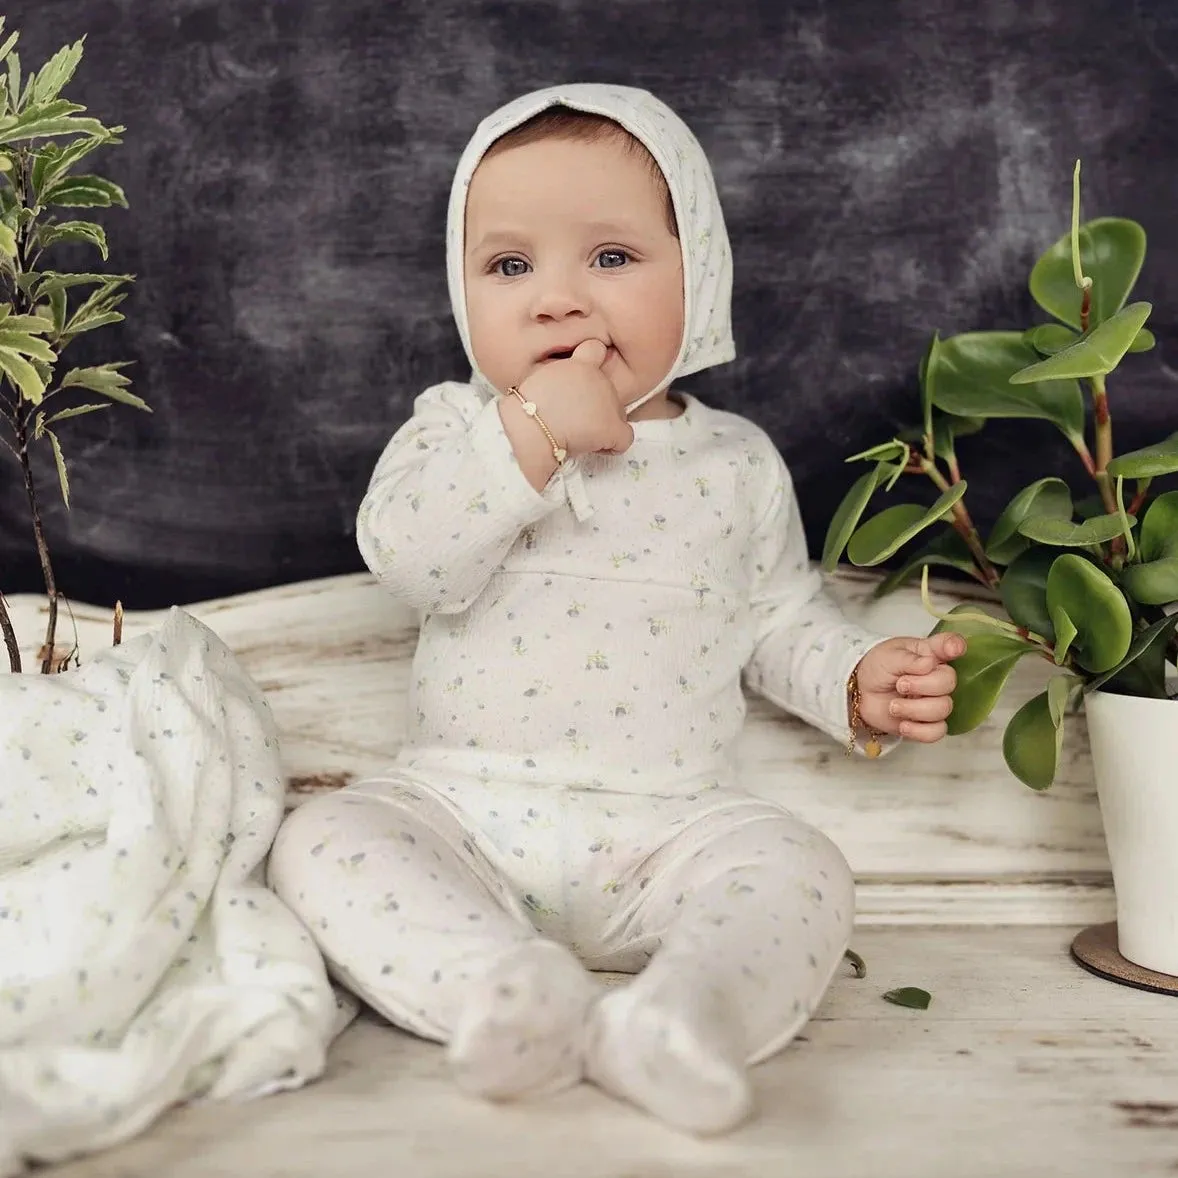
[3,567,1115,922]
[44,925,1178,1178]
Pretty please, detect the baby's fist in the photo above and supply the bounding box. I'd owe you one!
[853,632,967,744]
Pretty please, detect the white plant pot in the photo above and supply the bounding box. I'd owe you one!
[1085,688,1178,976]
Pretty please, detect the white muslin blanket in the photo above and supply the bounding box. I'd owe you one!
[0,607,350,1173]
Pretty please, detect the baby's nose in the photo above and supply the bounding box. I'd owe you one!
[531,274,590,321]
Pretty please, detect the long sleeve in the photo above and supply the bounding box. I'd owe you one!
[356,382,566,614]
[742,447,896,752]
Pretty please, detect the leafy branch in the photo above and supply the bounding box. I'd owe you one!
[824,160,1178,790]
[0,21,150,674]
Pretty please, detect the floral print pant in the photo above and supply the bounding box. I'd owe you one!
[267,772,854,1070]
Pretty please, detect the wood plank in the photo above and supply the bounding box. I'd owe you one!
[44,925,1178,1178]
[2,568,1113,917]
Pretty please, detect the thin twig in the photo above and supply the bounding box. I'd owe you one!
[0,589,20,673]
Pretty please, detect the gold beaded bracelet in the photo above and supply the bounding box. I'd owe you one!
[505,386,567,465]
[847,668,884,759]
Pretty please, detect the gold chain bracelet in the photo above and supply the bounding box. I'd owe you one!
[505,386,567,465]
[847,668,884,759]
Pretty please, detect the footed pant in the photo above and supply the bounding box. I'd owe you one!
[267,772,855,1132]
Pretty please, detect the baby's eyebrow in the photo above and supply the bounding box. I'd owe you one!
[467,220,645,255]
[581,219,642,238]
[468,229,528,254]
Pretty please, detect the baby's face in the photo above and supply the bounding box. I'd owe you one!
[464,134,684,410]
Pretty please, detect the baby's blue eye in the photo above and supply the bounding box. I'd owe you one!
[596,250,630,269]
[495,257,529,277]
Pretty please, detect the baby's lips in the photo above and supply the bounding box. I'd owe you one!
[535,338,612,364]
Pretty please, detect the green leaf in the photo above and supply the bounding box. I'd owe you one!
[60,362,146,409]
[0,344,45,402]
[929,331,1085,443]
[933,413,984,462]
[30,130,121,197]
[1046,554,1133,673]
[1053,608,1078,664]
[0,220,14,257]
[846,440,908,464]
[0,314,52,333]
[1047,672,1077,727]
[1139,492,1178,562]
[846,482,968,567]
[1107,433,1178,479]
[6,52,19,116]
[1003,685,1068,790]
[931,611,1037,734]
[986,477,1073,563]
[0,101,106,146]
[47,286,66,334]
[63,306,126,336]
[31,39,84,106]
[1128,327,1156,353]
[41,402,112,428]
[999,545,1065,642]
[34,219,108,260]
[1120,558,1178,606]
[882,987,931,1010]
[918,331,940,442]
[1029,217,1147,331]
[0,329,55,362]
[46,428,69,509]
[40,173,126,209]
[1024,323,1079,356]
[1073,494,1108,520]
[1086,614,1178,696]
[32,270,133,298]
[1018,513,1135,548]
[821,461,902,572]
[1008,302,1152,383]
[0,30,20,70]
[873,529,978,597]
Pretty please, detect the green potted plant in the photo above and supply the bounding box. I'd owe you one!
[0,18,149,675]
[823,161,1178,976]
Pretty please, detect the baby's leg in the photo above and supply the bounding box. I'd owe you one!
[585,804,854,1134]
[267,780,598,1100]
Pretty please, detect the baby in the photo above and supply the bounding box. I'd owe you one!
[269,83,965,1136]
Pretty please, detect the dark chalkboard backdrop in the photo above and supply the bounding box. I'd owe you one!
[3,0,1177,609]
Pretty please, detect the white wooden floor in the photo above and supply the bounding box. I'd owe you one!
[8,571,1178,1174]
[46,925,1178,1178]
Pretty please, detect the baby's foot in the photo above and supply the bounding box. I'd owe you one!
[584,975,753,1135]
[447,938,599,1101]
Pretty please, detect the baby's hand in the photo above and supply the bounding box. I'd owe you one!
[853,633,967,744]
[518,339,635,458]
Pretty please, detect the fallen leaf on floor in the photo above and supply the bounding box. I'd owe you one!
[883,986,932,1010]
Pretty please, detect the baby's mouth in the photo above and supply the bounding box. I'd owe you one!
[537,343,616,364]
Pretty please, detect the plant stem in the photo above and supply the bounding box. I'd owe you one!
[1091,374,1115,494]
[15,417,60,673]
[1087,373,1128,560]
[1069,436,1097,477]
[0,590,20,672]
[1128,479,1152,517]
[919,459,1002,589]
[9,147,60,673]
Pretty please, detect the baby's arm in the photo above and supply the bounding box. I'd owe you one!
[356,382,564,614]
[741,445,894,749]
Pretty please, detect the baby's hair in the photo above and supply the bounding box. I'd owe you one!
[479,106,679,240]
